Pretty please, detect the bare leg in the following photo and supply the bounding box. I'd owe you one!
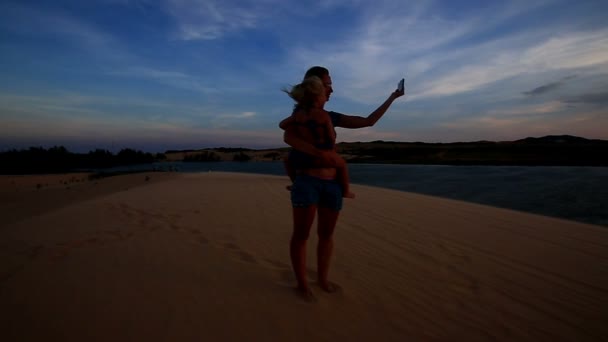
[290,205,317,300]
[317,206,341,292]
[284,157,295,191]
[338,165,355,199]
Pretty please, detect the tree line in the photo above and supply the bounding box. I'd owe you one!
[0,146,165,174]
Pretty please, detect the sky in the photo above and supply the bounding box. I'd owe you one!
[1,0,607,153]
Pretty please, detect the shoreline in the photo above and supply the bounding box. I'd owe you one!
[2,168,606,228]
[105,163,608,227]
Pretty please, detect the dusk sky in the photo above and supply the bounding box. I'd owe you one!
[1,0,607,152]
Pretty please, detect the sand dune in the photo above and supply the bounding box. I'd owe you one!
[1,172,606,341]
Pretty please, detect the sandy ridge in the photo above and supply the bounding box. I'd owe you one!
[0,172,606,341]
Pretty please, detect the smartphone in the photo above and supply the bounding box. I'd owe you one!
[398,78,404,92]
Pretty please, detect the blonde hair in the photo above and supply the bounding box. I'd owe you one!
[284,76,325,109]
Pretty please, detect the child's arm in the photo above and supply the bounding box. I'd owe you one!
[284,127,344,168]
[279,115,296,130]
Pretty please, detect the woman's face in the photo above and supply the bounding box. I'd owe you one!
[321,74,333,100]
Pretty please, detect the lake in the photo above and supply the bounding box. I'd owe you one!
[108,162,608,227]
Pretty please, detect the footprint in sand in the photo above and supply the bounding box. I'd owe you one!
[47,228,139,262]
[186,229,209,244]
[104,230,133,241]
[116,203,135,219]
[280,267,315,281]
[47,234,109,261]
[279,269,294,284]
[110,202,217,249]
[277,268,318,288]
[237,251,258,264]
[126,206,210,246]
[436,241,472,263]
[223,242,238,250]
[49,241,83,261]
[440,264,481,295]
[221,242,260,265]
[263,258,290,270]
[195,236,209,244]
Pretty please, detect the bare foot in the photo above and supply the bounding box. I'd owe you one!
[295,286,317,302]
[318,281,342,293]
[343,191,355,199]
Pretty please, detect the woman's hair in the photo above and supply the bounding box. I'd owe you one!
[304,66,329,79]
[284,76,325,109]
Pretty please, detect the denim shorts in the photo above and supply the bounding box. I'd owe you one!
[291,174,343,211]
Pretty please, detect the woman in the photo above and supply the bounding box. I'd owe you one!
[279,78,355,199]
[283,66,404,301]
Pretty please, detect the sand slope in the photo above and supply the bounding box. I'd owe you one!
[1,172,606,341]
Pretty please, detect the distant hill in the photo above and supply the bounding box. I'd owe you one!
[514,135,603,144]
[166,135,608,166]
[334,135,608,166]
[164,148,287,163]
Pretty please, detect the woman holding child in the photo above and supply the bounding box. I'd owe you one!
[281,66,405,300]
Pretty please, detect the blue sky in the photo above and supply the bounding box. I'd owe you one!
[1,0,607,152]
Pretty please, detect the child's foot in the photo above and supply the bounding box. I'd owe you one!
[286,184,293,191]
[343,191,356,199]
[318,281,342,293]
[294,286,316,302]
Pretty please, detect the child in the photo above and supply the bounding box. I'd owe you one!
[280,76,355,199]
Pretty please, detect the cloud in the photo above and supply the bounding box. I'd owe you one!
[416,30,608,99]
[282,0,608,105]
[523,75,577,96]
[0,92,275,150]
[563,92,608,105]
[107,67,217,94]
[0,91,219,130]
[161,0,359,41]
[487,101,567,117]
[162,0,269,40]
[282,1,573,102]
[0,112,281,151]
[239,112,256,118]
[0,2,131,62]
[523,82,562,96]
[445,102,568,129]
[434,107,608,142]
[210,111,258,128]
[217,111,257,119]
[284,2,474,96]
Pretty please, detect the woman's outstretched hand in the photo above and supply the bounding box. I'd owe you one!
[391,86,405,99]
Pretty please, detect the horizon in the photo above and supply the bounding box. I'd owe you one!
[1,0,608,153]
[2,134,605,155]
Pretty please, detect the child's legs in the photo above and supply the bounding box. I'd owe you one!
[284,155,296,182]
[337,165,350,192]
[337,164,355,198]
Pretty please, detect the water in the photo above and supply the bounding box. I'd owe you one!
[105,162,608,227]
[348,164,608,227]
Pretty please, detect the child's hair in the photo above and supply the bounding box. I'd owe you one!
[284,76,324,109]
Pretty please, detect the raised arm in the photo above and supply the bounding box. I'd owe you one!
[336,88,405,129]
